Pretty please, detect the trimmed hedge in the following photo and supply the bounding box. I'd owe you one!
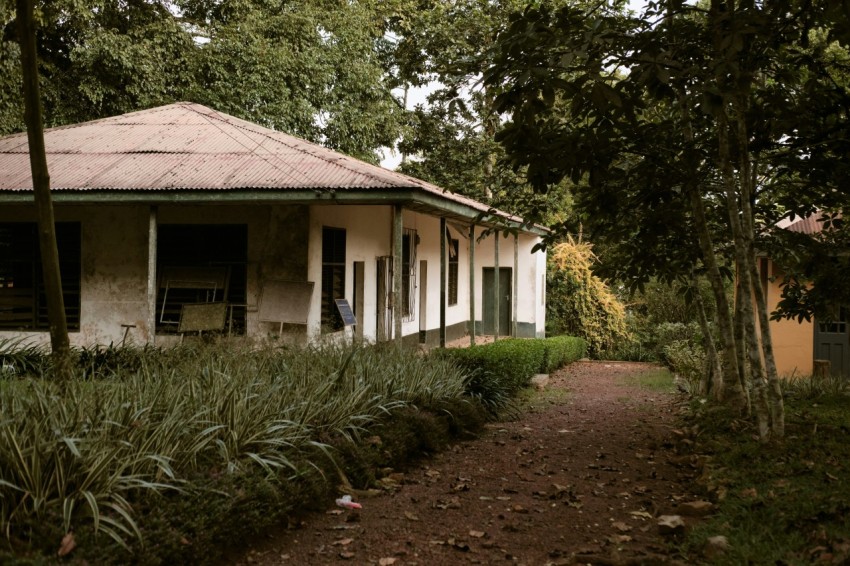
[443,336,586,415]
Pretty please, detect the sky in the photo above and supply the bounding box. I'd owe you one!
[378,0,649,171]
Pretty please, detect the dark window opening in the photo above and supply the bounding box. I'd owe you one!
[402,229,417,320]
[156,224,247,335]
[448,237,459,306]
[321,227,346,332]
[0,223,81,331]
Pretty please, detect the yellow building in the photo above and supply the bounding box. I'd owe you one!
[761,214,848,377]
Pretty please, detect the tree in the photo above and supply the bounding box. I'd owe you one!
[0,0,403,162]
[484,0,849,439]
[382,0,578,222]
[16,0,72,382]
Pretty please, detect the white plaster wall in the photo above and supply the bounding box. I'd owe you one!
[0,205,150,347]
[306,207,545,343]
[79,207,150,345]
[308,205,392,342]
[470,227,546,336]
[0,202,545,348]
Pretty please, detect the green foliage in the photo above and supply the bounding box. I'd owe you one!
[623,367,674,392]
[0,341,476,561]
[546,239,628,356]
[0,0,402,161]
[681,393,850,563]
[542,335,588,373]
[443,336,586,415]
[661,337,706,386]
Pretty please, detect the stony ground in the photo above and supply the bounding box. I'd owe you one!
[234,361,706,565]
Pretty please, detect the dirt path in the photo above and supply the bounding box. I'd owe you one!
[237,361,695,565]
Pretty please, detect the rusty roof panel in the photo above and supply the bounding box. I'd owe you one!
[0,102,531,225]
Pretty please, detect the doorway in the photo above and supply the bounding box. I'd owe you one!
[419,260,427,343]
[376,256,392,342]
[482,267,512,337]
[814,307,850,376]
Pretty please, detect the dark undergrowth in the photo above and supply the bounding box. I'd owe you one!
[678,379,850,564]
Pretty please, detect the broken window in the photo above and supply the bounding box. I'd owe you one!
[156,224,247,334]
[402,229,417,321]
[448,237,459,306]
[0,222,81,331]
[321,227,346,332]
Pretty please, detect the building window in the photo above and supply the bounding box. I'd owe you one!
[0,222,81,331]
[156,224,247,334]
[448,237,459,306]
[402,229,417,321]
[322,227,346,332]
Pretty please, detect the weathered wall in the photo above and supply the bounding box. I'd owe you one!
[0,202,545,348]
[308,205,391,341]
[157,204,309,343]
[0,204,151,347]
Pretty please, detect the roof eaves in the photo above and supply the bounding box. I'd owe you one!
[0,187,547,234]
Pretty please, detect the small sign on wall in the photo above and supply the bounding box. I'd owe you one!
[335,299,357,327]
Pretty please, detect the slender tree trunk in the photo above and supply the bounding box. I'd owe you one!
[733,275,750,397]
[750,258,785,436]
[734,95,785,437]
[693,275,723,399]
[718,108,771,439]
[17,0,72,382]
[676,89,745,409]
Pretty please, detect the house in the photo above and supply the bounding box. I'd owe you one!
[760,212,847,377]
[0,102,546,348]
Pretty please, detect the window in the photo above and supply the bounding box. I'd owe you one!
[0,223,81,331]
[321,227,346,332]
[402,229,417,320]
[156,224,247,334]
[448,237,459,306]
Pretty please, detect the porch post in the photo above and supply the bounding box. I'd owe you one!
[494,230,500,341]
[147,206,158,345]
[513,233,519,338]
[469,224,475,346]
[440,217,447,347]
[393,204,403,345]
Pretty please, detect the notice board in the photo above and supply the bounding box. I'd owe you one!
[335,299,357,327]
[259,281,314,324]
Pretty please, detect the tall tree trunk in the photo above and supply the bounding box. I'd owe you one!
[686,184,745,408]
[733,94,785,437]
[733,276,750,398]
[17,0,72,382]
[717,107,771,439]
[693,275,723,400]
[676,87,745,409]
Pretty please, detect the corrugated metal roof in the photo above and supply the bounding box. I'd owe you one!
[783,212,843,235]
[0,102,528,226]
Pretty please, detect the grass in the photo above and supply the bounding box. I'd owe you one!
[622,367,675,392]
[679,382,850,564]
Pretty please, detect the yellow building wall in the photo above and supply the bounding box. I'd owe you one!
[764,259,814,377]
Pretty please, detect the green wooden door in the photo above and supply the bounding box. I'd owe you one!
[482,267,512,336]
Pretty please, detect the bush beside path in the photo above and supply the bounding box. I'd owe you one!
[234,362,700,565]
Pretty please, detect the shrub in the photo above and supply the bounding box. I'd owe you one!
[0,340,478,563]
[546,238,629,356]
[543,336,588,372]
[443,336,586,415]
[662,339,706,386]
